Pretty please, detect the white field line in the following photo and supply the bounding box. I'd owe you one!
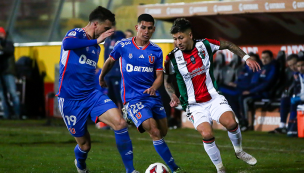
[1,127,303,153]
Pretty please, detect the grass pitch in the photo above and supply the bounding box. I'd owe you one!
[0,119,303,173]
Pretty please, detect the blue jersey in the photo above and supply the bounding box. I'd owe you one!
[56,28,101,100]
[110,37,163,104]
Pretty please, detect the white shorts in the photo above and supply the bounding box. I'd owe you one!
[185,95,233,129]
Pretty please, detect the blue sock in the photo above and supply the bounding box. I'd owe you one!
[114,128,134,173]
[74,144,88,170]
[153,138,179,172]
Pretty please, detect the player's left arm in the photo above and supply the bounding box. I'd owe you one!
[144,70,163,96]
[219,40,261,72]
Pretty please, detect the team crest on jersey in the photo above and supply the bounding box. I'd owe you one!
[68,31,76,36]
[129,53,133,59]
[149,55,155,64]
[199,51,206,59]
[190,55,196,64]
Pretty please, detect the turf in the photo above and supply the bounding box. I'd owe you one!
[0,120,303,173]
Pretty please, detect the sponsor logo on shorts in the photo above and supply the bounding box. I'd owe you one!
[104,99,111,103]
[220,99,228,105]
[160,107,164,111]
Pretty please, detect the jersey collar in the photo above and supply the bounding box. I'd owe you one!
[132,37,150,50]
[82,28,92,40]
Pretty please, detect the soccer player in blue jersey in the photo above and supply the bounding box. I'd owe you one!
[56,6,138,173]
[100,14,183,173]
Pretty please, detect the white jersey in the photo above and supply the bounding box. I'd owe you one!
[164,38,220,110]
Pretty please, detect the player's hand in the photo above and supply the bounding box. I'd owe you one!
[99,73,107,87]
[143,87,156,96]
[97,28,115,44]
[246,58,261,72]
[170,94,180,107]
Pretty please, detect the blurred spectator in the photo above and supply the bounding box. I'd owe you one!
[269,54,299,134]
[104,25,126,110]
[222,50,278,130]
[124,29,134,38]
[0,27,20,119]
[284,57,304,137]
[219,53,262,119]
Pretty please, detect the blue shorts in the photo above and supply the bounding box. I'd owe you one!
[124,96,167,133]
[57,90,117,137]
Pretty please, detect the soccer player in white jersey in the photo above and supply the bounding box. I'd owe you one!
[164,18,260,173]
[100,14,184,173]
[56,6,138,173]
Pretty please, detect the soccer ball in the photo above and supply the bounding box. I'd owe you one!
[145,162,169,173]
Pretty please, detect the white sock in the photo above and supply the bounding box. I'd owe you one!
[228,126,243,153]
[203,139,223,169]
[279,122,285,128]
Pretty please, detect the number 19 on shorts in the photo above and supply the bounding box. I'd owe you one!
[64,115,77,134]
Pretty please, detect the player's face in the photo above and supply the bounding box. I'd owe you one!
[297,61,304,74]
[135,21,155,41]
[287,58,298,72]
[172,31,193,51]
[261,53,272,65]
[94,19,113,39]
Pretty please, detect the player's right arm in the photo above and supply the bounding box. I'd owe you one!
[62,28,114,50]
[218,40,261,72]
[164,55,180,107]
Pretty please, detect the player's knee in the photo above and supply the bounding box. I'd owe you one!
[79,143,91,152]
[148,128,162,140]
[200,130,214,139]
[223,119,238,130]
[112,117,128,130]
[161,129,168,138]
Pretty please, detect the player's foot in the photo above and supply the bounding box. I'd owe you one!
[131,170,140,173]
[173,167,186,173]
[74,159,89,173]
[236,151,257,166]
[268,127,287,134]
[217,167,226,173]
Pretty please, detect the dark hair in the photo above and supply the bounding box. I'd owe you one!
[137,14,155,25]
[89,6,115,24]
[125,29,134,35]
[262,50,273,58]
[297,57,304,63]
[287,54,299,61]
[170,18,192,34]
[248,52,260,60]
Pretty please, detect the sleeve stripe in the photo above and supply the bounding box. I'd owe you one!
[64,36,77,40]
[110,55,117,61]
[205,38,220,46]
[156,68,163,71]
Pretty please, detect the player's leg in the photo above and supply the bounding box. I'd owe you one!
[155,117,168,137]
[150,97,180,172]
[0,77,10,119]
[197,122,225,172]
[57,97,91,172]
[142,118,179,172]
[92,94,135,173]
[74,132,91,173]
[213,96,257,166]
[3,74,20,117]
